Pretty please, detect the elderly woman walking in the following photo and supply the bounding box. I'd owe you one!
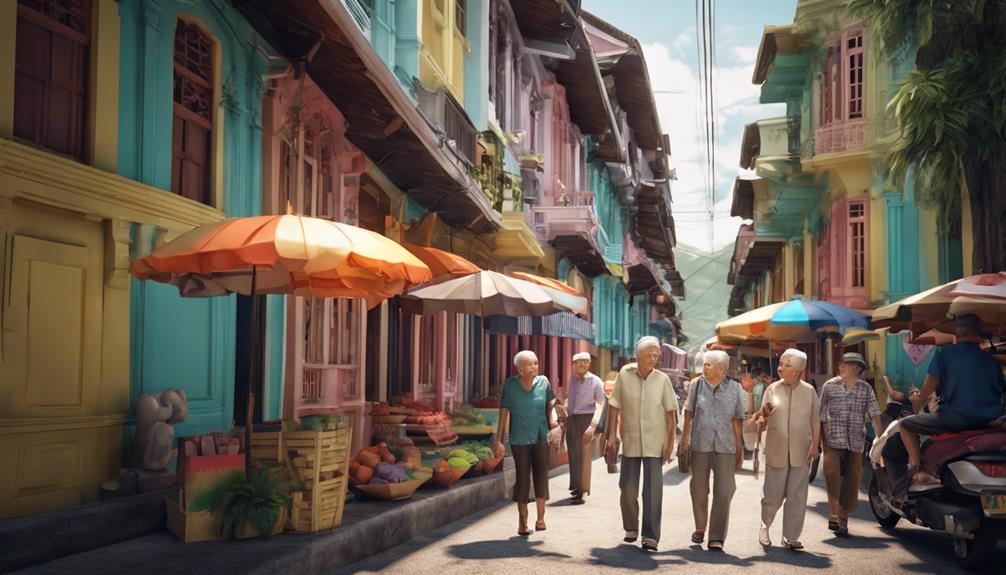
[755,349,820,550]
[494,350,557,536]
[680,350,746,551]
[819,352,883,537]
[604,336,678,552]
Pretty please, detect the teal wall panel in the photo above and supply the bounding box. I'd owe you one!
[120,0,271,437]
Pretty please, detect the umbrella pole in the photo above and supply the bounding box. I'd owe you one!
[768,339,773,377]
[245,265,258,477]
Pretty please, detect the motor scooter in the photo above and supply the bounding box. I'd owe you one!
[868,428,1006,569]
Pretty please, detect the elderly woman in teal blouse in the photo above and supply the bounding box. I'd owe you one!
[494,350,557,536]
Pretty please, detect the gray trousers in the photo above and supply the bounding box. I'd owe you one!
[565,414,594,495]
[761,465,810,541]
[619,456,663,542]
[689,451,737,543]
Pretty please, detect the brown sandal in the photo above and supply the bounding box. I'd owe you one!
[691,530,705,544]
[535,520,547,531]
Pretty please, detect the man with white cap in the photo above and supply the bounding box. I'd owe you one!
[562,351,605,504]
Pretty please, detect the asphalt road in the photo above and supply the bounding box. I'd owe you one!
[334,456,1003,574]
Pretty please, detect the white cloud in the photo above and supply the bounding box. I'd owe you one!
[671,27,695,53]
[641,41,784,252]
[730,45,758,65]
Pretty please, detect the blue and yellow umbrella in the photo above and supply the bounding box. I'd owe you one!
[717,298,873,344]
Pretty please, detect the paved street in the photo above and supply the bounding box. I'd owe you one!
[335,457,1003,575]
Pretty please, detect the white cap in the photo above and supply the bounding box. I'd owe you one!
[572,352,591,362]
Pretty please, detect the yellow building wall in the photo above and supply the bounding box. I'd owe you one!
[0,0,223,517]
[419,0,466,103]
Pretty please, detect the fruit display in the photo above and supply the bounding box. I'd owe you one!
[449,404,486,426]
[350,443,420,486]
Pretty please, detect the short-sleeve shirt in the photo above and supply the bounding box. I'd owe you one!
[761,380,821,468]
[501,375,554,446]
[684,377,746,454]
[928,342,1006,421]
[608,364,679,458]
[566,372,605,415]
[819,377,881,453]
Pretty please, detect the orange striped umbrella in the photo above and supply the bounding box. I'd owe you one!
[508,271,589,314]
[402,243,481,280]
[130,214,432,306]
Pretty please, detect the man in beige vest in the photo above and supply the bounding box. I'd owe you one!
[755,348,820,550]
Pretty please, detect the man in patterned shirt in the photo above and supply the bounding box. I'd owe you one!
[819,352,883,536]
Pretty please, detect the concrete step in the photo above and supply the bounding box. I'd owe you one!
[0,488,175,573]
[11,464,516,575]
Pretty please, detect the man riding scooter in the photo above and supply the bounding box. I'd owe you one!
[892,314,1006,494]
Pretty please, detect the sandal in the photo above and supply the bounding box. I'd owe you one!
[535,520,547,531]
[624,530,638,543]
[691,530,705,544]
[828,516,839,531]
[708,540,724,551]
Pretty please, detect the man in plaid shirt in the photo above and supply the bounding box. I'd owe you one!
[819,352,884,537]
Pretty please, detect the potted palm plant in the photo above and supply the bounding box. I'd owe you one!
[211,467,291,539]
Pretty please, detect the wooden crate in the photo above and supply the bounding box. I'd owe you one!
[166,500,226,543]
[250,431,285,464]
[285,428,352,533]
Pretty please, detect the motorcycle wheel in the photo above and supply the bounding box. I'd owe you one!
[808,455,820,483]
[953,521,997,570]
[868,474,900,529]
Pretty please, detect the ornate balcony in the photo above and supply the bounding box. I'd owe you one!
[531,192,608,276]
[814,119,866,155]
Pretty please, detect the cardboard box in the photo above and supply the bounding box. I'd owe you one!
[166,500,226,543]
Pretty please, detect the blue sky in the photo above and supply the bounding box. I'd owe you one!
[582,0,798,251]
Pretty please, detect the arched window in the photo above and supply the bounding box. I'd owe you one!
[14,0,92,161]
[172,20,214,205]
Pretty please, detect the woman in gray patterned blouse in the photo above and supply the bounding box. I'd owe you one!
[680,350,746,551]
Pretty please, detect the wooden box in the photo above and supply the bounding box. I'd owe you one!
[285,428,352,533]
[166,499,226,543]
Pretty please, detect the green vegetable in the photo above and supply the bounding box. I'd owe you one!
[447,449,479,466]
[447,457,471,469]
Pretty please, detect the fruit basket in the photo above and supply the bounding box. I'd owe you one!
[429,466,468,488]
[353,472,432,501]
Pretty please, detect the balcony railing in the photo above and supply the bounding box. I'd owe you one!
[814,119,866,155]
[532,193,600,243]
[415,84,477,167]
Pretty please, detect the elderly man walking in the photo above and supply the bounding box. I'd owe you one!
[561,352,604,504]
[755,349,820,550]
[605,336,678,552]
[680,350,745,551]
[820,352,883,536]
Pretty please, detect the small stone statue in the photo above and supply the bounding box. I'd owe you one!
[103,389,188,497]
[130,389,189,470]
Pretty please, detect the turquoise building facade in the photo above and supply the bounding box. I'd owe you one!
[118,0,282,437]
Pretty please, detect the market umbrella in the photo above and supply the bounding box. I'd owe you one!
[402,243,481,280]
[716,299,871,344]
[949,272,1006,300]
[130,213,433,474]
[872,272,1006,332]
[400,270,574,316]
[508,271,590,315]
[948,297,1006,327]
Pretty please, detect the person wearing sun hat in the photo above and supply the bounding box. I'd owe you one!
[819,351,884,536]
[561,351,604,505]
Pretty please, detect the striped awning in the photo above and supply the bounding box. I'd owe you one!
[485,312,595,341]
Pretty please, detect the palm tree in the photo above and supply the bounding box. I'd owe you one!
[850,0,1006,273]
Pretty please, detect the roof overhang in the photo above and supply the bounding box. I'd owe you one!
[509,0,581,58]
[731,178,754,220]
[233,0,501,233]
[582,11,663,152]
[740,123,761,169]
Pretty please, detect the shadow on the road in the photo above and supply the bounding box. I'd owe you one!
[747,547,833,569]
[820,534,892,550]
[588,544,686,570]
[445,537,572,561]
[662,469,689,487]
[664,546,753,567]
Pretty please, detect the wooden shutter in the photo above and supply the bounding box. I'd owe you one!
[14,0,91,161]
[846,30,865,120]
[172,21,213,205]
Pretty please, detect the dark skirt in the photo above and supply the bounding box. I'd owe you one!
[510,439,550,503]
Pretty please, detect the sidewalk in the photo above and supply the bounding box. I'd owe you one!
[11,464,516,575]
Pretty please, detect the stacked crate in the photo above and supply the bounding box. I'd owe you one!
[250,430,285,465]
[285,428,352,533]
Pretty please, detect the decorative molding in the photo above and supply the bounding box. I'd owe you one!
[0,140,225,232]
[0,414,126,435]
[105,218,133,289]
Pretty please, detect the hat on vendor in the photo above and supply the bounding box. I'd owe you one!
[839,351,868,372]
[572,352,591,363]
[954,313,982,334]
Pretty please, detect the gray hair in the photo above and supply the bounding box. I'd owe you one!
[635,336,661,355]
[780,348,808,370]
[704,350,730,370]
[513,350,538,368]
